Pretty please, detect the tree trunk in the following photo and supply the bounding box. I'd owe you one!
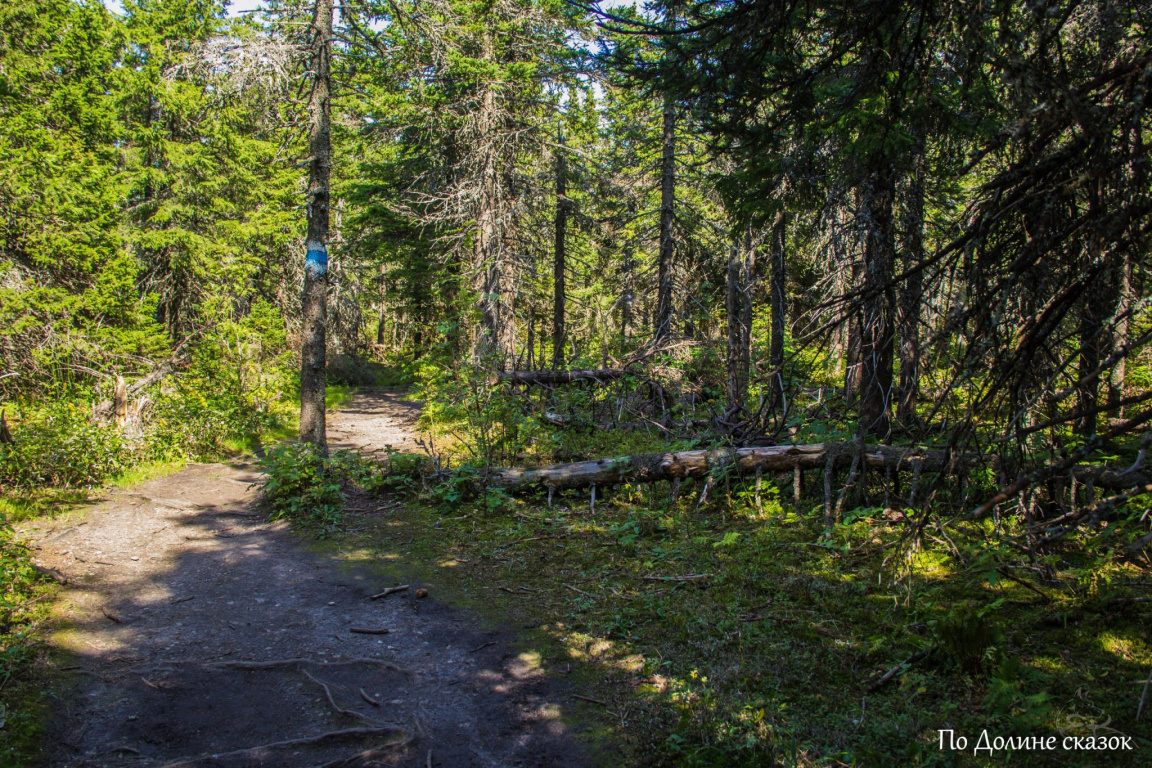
[769,213,787,410]
[1109,259,1132,420]
[621,207,635,343]
[299,0,333,450]
[726,228,756,413]
[858,159,897,438]
[1077,183,1115,437]
[552,137,568,369]
[488,442,970,491]
[473,26,510,366]
[844,259,864,404]
[896,143,925,426]
[653,3,677,344]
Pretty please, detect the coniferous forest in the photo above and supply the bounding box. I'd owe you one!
[2,0,1152,765]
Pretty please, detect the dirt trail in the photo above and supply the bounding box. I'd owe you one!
[22,389,590,768]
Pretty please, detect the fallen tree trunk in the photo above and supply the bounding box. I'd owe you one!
[492,369,626,386]
[488,443,972,491]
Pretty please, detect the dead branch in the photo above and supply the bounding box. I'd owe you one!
[31,564,67,584]
[369,585,409,599]
[867,648,933,693]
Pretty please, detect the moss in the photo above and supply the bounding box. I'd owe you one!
[309,477,1152,767]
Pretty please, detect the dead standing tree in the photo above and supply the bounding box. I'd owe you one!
[373,0,570,369]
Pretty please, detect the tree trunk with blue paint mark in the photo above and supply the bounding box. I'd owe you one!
[300,0,333,450]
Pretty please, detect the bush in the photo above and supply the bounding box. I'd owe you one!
[259,443,345,533]
[0,402,130,489]
[0,512,51,705]
[259,444,428,535]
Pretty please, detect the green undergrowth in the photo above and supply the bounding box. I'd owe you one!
[289,469,1152,767]
[0,518,57,767]
[260,376,1152,765]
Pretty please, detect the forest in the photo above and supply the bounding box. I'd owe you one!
[1,0,1151,765]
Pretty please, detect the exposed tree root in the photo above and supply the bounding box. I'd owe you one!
[157,727,410,768]
[208,657,411,675]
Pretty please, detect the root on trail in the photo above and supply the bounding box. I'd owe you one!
[156,727,411,768]
[320,737,415,768]
[303,669,392,727]
[207,657,411,675]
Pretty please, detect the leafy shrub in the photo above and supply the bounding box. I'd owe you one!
[259,444,345,533]
[0,514,51,691]
[0,402,130,489]
[354,447,425,494]
[259,444,430,534]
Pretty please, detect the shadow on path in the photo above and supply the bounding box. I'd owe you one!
[26,391,590,767]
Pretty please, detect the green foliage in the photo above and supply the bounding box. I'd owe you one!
[930,601,1004,676]
[0,519,50,680]
[259,445,427,534]
[259,444,346,533]
[0,511,54,766]
[0,402,130,489]
[328,467,1152,767]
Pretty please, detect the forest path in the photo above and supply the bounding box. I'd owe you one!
[23,389,589,768]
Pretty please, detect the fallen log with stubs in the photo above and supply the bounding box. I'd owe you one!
[487,443,972,491]
[490,369,626,386]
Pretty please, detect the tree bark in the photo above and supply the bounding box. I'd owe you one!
[653,3,677,344]
[1108,252,1132,418]
[488,442,970,491]
[769,213,787,410]
[621,204,635,342]
[844,259,864,405]
[473,27,511,366]
[1077,189,1109,437]
[299,0,333,450]
[552,137,568,369]
[858,159,897,438]
[896,143,925,426]
[725,229,755,413]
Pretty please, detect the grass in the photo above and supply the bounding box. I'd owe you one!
[325,384,357,412]
[323,473,1152,767]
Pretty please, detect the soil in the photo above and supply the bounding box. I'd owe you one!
[21,389,592,768]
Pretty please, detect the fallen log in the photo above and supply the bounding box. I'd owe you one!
[487,442,973,491]
[491,369,626,386]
